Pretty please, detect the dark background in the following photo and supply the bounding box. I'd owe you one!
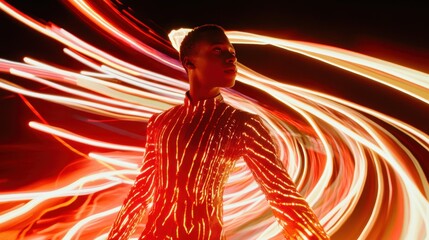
[2,1,429,67]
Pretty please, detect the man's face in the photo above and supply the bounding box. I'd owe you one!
[188,31,237,89]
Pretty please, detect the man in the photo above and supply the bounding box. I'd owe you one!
[108,24,329,239]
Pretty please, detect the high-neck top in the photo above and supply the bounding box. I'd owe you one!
[183,91,224,108]
[108,92,329,240]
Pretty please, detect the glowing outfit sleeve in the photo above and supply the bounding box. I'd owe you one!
[107,115,158,240]
[241,115,329,239]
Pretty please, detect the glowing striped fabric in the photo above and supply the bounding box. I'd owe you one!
[108,92,328,239]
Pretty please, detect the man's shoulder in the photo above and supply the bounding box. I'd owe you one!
[222,102,261,123]
[148,101,263,125]
[150,104,183,121]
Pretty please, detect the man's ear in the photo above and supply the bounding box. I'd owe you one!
[183,57,195,70]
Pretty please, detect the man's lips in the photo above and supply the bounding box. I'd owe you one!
[224,67,237,74]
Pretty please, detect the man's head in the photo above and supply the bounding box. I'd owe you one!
[179,24,237,90]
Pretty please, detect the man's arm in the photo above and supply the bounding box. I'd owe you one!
[241,115,329,239]
[107,115,158,240]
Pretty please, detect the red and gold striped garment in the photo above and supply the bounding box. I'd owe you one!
[108,92,329,239]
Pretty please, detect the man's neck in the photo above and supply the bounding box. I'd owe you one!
[189,87,220,101]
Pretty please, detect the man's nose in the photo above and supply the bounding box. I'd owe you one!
[226,52,237,63]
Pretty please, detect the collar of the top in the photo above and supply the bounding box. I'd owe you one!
[184,91,224,108]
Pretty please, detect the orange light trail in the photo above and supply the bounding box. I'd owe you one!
[0,1,428,239]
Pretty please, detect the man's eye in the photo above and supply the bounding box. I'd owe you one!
[213,48,222,53]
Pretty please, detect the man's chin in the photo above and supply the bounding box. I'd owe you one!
[223,81,235,88]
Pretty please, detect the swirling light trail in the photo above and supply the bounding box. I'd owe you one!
[0,1,428,240]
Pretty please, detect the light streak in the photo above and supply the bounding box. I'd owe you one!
[0,170,136,225]
[0,1,428,239]
[9,68,162,114]
[89,152,139,169]
[0,78,152,120]
[29,121,146,152]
